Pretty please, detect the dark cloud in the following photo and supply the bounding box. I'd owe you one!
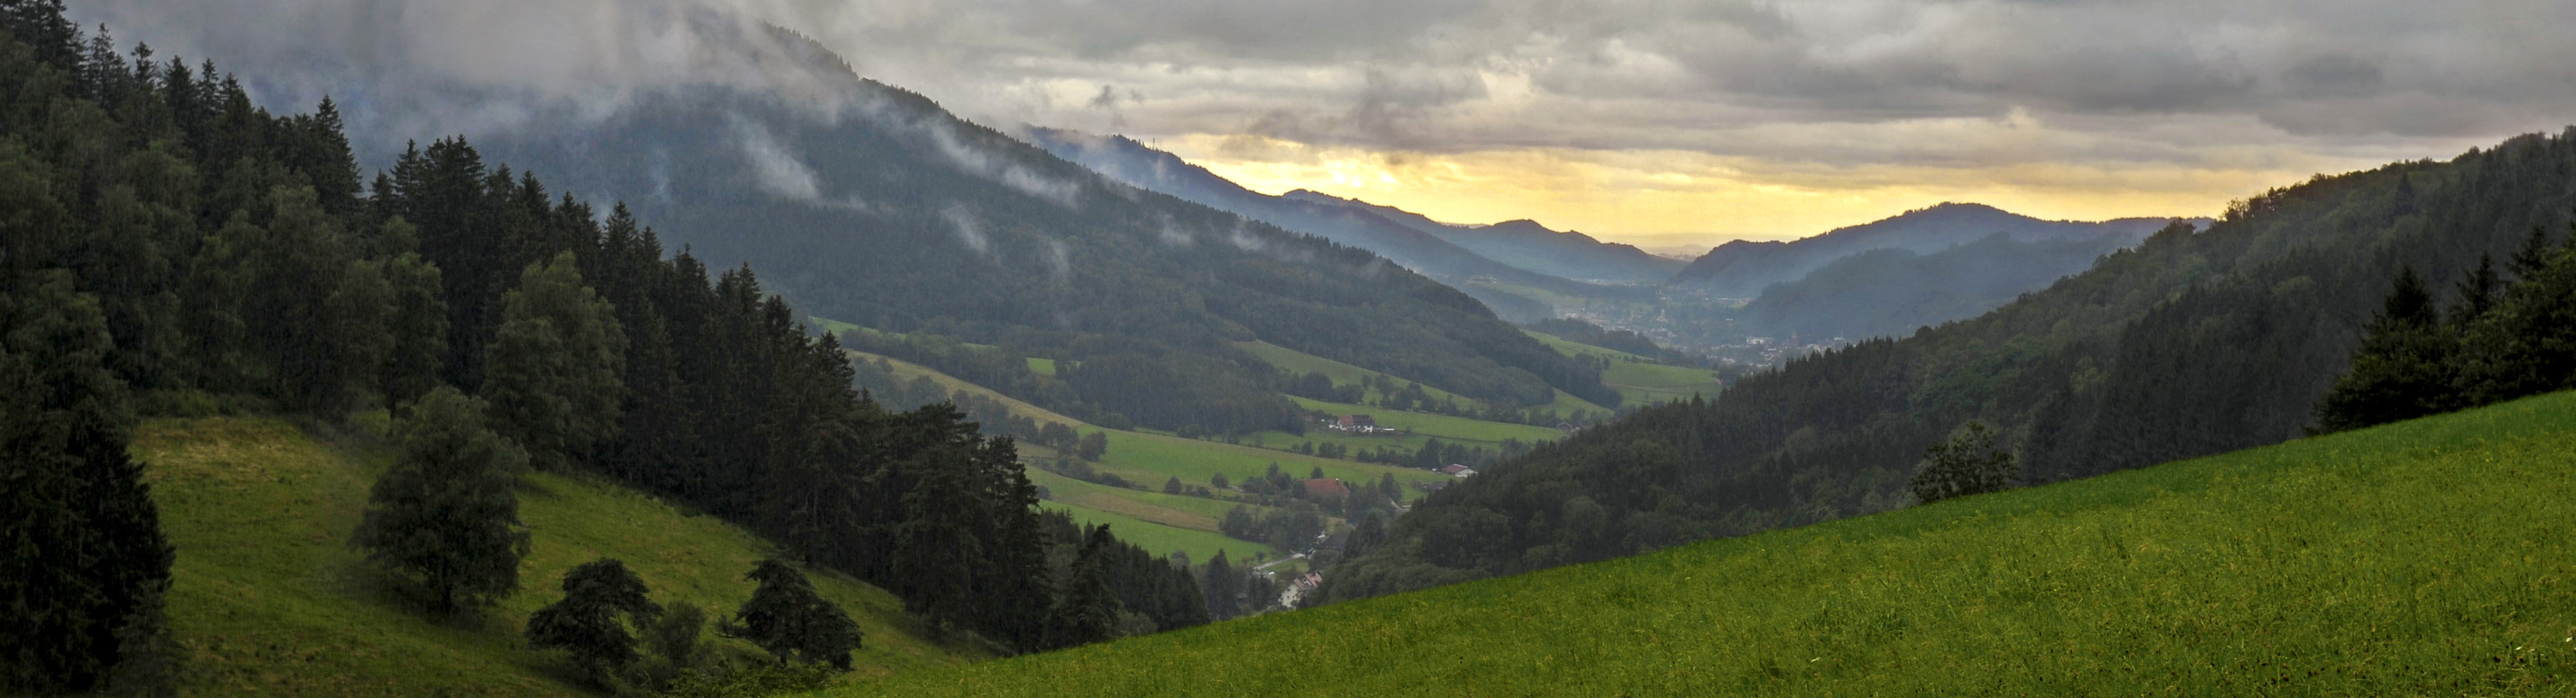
[68,0,2576,178]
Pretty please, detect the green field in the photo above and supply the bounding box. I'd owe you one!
[1527,330,1723,407]
[140,416,980,696]
[1085,428,1454,499]
[1039,500,1277,568]
[1285,397,1566,445]
[830,390,2576,697]
[1232,340,1478,406]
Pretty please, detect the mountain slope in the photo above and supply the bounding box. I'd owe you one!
[1018,129,1642,319]
[142,416,979,695]
[1280,190,1685,284]
[831,390,2576,696]
[1734,229,2150,340]
[1329,128,2576,599]
[462,31,1618,418]
[1670,202,2179,297]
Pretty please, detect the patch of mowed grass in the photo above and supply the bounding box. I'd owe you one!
[1088,429,1452,495]
[1039,500,1278,567]
[1026,467,1278,531]
[139,416,982,696]
[830,390,2576,697]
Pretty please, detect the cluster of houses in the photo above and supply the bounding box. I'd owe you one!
[1324,414,1399,435]
[1280,571,1326,608]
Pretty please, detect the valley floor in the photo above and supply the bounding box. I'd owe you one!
[825,390,2576,696]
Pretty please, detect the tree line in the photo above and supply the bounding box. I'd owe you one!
[0,6,1200,690]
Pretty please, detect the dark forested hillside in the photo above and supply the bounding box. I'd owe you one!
[464,56,1618,426]
[1670,202,2174,297]
[1329,129,2576,601]
[0,7,1207,688]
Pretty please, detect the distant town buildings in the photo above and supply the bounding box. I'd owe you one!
[1328,414,1395,434]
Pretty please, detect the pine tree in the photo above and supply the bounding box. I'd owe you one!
[482,252,626,470]
[1200,550,1239,621]
[0,272,175,693]
[724,560,860,670]
[2313,267,2458,433]
[526,558,660,688]
[2452,253,2501,322]
[352,386,530,614]
[1049,525,1123,648]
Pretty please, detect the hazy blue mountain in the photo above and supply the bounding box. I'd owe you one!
[1733,230,2151,341]
[1671,202,2190,297]
[1279,191,1685,284]
[1021,129,1645,319]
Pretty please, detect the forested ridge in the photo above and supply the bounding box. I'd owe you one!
[0,4,1206,690]
[1329,126,2576,600]
[464,30,1620,434]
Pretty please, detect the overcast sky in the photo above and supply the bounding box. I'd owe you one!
[75,0,2576,245]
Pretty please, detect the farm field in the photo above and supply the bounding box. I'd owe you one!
[1526,330,1724,407]
[828,390,2576,697]
[138,416,980,696]
[1037,499,1278,569]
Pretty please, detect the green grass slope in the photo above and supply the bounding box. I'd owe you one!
[141,416,983,695]
[1527,330,1723,407]
[830,390,2576,697]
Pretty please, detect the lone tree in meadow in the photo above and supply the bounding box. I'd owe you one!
[1908,420,2019,505]
[482,252,625,471]
[352,386,531,614]
[722,560,861,669]
[526,558,660,687]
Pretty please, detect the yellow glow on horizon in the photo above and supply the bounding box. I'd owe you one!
[1157,134,2387,249]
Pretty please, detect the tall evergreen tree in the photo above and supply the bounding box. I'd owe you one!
[2313,267,2458,433]
[0,271,174,693]
[352,386,530,613]
[1049,525,1123,649]
[1200,550,1239,621]
[482,252,625,470]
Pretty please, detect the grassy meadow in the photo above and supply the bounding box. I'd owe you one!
[828,390,2576,697]
[1527,330,1724,407]
[137,416,982,696]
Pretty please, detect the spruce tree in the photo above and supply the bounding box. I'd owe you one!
[2313,267,2458,432]
[1050,524,1123,648]
[526,558,659,687]
[1200,550,1239,621]
[352,386,530,614]
[0,272,175,693]
[724,560,860,670]
[482,252,625,470]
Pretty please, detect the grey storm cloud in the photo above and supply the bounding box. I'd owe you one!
[69,0,2576,176]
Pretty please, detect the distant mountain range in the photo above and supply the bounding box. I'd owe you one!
[1670,202,2194,297]
[1020,130,2213,346]
[1019,129,1652,320]
[1278,190,1685,284]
